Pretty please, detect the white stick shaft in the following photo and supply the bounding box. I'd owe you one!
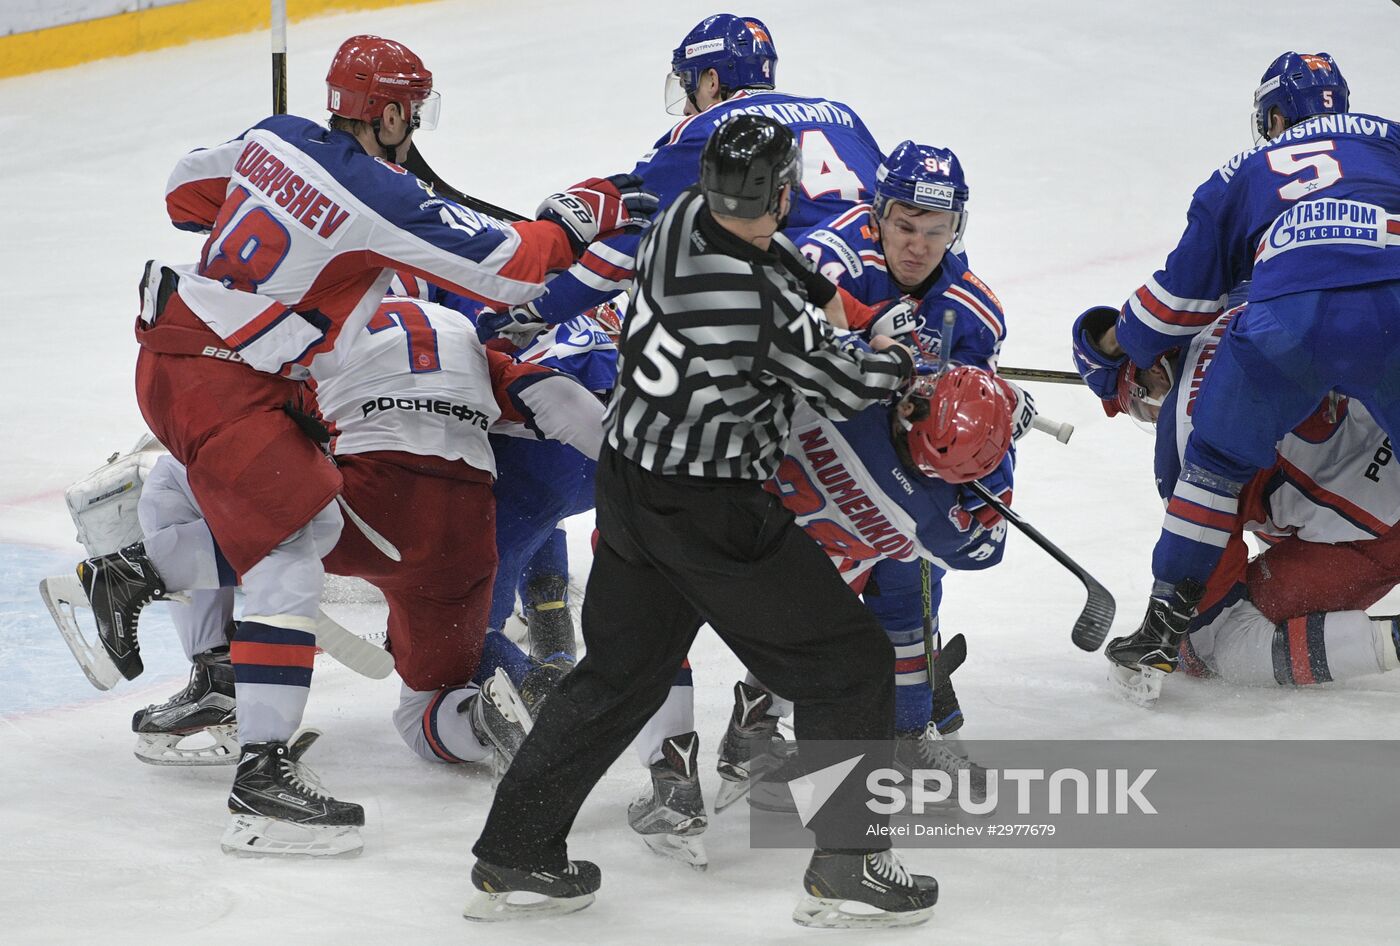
[1032,415,1075,444]
[337,495,403,562]
[271,0,287,52]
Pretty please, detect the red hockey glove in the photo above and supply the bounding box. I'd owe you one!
[537,174,659,256]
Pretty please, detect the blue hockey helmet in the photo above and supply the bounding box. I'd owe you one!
[1252,52,1349,141]
[874,141,970,238]
[666,14,777,115]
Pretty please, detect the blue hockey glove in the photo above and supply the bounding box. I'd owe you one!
[1071,306,1129,402]
[477,300,548,346]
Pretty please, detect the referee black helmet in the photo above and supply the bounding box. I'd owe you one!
[700,114,801,219]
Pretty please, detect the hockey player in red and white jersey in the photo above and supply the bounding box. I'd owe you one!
[68,32,648,855]
[122,295,603,853]
[1077,304,1400,703]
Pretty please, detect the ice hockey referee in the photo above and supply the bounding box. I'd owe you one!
[469,114,940,928]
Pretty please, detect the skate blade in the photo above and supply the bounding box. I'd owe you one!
[792,896,935,930]
[640,832,708,871]
[462,889,595,922]
[1108,663,1165,707]
[713,775,752,814]
[134,727,239,767]
[219,814,363,858]
[488,668,534,736]
[39,575,122,691]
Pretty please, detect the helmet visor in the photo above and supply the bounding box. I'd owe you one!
[665,72,692,116]
[412,90,441,131]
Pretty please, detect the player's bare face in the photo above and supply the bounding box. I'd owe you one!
[880,204,956,290]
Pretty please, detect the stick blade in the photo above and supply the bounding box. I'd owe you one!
[1071,579,1117,652]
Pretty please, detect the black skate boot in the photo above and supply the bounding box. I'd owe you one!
[132,646,238,766]
[464,857,601,921]
[628,731,708,870]
[1105,579,1205,706]
[894,722,991,811]
[930,632,967,735]
[522,573,576,660]
[715,680,788,813]
[76,541,170,680]
[793,849,939,929]
[222,729,364,857]
[518,653,574,718]
[459,668,533,779]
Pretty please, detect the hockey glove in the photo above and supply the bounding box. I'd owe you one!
[537,174,659,257]
[993,376,1038,441]
[476,300,549,346]
[867,297,923,342]
[1071,305,1130,410]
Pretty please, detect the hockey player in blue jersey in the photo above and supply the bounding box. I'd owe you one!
[476,12,886,344]
[1072,52,1400,681]
[774,141,1030,735]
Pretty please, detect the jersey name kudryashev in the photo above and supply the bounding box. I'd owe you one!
[772,403,1005,584]
[311,299,505,475]
[164,115,555,376]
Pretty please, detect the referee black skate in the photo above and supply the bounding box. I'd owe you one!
[467,114,938,928]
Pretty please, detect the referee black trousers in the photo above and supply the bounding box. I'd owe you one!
[474,445,895,870]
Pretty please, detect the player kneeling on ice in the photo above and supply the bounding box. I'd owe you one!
[1074,302,1400,705]
[633,362,1015,869]
[67,31,651,857]
[1070,51,1400,697]
[49,295,605,853]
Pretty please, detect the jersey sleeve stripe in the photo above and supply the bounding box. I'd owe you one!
[1166,495,1237,532]
[945,284,1005,338]
[830,203,873,231]
[1275,456,1389,536]
[579,250,634,283]
[1145,275,1227,313]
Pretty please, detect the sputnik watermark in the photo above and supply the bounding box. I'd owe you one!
[869,767,1157,816]
[789,757,1155,824]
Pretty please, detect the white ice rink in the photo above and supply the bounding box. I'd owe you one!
[4,1,1400,942]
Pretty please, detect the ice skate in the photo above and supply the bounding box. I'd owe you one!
[221,729,364,857]
[460,668,534,780]
[132,646,238,766]
[1105,579,1204,707]
[518,653,574,718]
[464,857,601,921]
[894,721,990,810]
[628,731,708,871]
[714,681,788,812]
[75,541,170,681]
[40,572,123,691]
[522,573,576,660]
[792,849,938,929]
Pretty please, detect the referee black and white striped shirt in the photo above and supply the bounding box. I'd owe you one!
[604,187,913,480]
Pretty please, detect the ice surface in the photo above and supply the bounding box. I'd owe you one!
[3,1,1400,942]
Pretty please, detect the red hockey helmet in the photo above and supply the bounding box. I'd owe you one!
[326,35,439,130]
[900,366,1012,483]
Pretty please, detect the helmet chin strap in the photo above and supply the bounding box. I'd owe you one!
[370,113,410,162]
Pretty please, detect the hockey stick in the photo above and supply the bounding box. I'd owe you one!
[1031,415,1075,443]
[337,495,403,562]
[314,608,394,679]
[271,0,287,114]
[966,479,1116,651]
[401,145,528,222]
[1000,367,1080,385]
